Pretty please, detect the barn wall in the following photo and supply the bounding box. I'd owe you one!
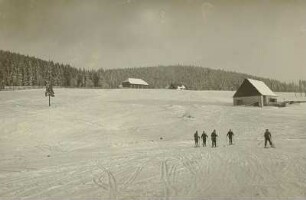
[263,95,278,106]
[121,82,148,88]
[233,79,261,97]
[233,96,263,107]
[122,82,130,88]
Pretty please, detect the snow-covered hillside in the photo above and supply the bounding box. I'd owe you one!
[0,89,305,199]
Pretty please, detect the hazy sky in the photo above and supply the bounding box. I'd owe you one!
[1,0,306,81]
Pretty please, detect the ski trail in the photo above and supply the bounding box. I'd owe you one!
[122,166,143,190]
[160,159,179,198]
[94,162,118,199]
[106,169,118,200]
[93,171,109,190]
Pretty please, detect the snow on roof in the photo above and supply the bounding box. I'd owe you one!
[247,78,276,96]
[122,78,149,85]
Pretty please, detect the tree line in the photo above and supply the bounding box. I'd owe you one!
[0,50,305,93]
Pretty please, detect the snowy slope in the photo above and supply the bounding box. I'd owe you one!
[0,89,305,200]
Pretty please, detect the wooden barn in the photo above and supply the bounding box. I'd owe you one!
[233,78,277,107]
[121,78,149,88]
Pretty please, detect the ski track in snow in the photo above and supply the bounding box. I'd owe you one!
[0,89,306,199]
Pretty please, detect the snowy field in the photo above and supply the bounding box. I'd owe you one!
[0,88,306,200]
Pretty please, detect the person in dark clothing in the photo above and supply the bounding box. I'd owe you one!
[211,130,218,148]
[264,129,273,148]
[201,131,208,147]
[227,129,234,145]
[194,131,200,147]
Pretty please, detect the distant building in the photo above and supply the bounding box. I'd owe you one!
[233,78,277,107]
[177,85,186,90]
[121,78,149,88]
[168,83,186,90]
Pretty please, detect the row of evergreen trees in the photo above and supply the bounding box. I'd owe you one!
[0,50,305,93]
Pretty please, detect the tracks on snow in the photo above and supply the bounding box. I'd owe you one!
[2,143,306,199]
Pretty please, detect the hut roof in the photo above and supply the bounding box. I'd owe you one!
[234,78,276,97]
[122,78,149,86]
[247,79,276,96]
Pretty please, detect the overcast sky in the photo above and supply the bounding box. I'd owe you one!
[0,0,306,81]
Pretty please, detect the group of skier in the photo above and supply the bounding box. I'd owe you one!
[194,129,274,148]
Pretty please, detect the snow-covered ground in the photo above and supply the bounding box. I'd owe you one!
[0,89,305,200]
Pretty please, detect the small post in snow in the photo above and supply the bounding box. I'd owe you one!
[45,64,55,107]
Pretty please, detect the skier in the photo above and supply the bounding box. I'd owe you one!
[194,131,200,147]
[227,129,234,145]
[264,129,273,148]
[201,131,208,147]
[211,130,218,148]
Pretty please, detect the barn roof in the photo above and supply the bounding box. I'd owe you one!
[247,79,276,96]
[234,78,276,97]
[122,78,149,86]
